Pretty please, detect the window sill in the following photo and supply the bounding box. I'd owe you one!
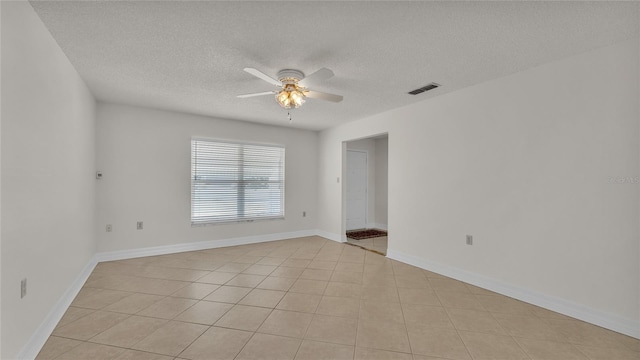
[191,216,285,227]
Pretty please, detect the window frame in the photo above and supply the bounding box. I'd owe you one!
[190,137,286,226]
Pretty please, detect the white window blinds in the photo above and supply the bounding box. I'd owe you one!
[191,139,285,225]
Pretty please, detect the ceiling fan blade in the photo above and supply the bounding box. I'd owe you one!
[243,68,281,86]
[299,68,334,86]
[237,91,276,98]
[305,90,343,103]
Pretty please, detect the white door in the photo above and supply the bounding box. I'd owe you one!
[346,150,367,230]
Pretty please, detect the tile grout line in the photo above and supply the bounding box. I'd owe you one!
[294,242,354,359]
[389,266,414,357]
[425,273,476,360]
[172,281,239,359]
[228,242,323,360]
[486,307,534,359]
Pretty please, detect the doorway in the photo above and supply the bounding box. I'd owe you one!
[344,134,388,254]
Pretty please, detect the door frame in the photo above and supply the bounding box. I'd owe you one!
[341,133,389,243]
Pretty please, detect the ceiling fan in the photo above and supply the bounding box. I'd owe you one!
[238,67,343,109]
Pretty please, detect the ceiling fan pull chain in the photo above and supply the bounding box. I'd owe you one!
[288,111,292,124]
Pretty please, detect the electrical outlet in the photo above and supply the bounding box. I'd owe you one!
[466,235,473,245]
[21,278,27,299]
[106,224,112,232]
[137,221,143,230]
[303,211,306,217]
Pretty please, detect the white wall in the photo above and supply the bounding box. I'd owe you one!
[1,1,97,358]
[374,137,388,228]
[96,103,318,252]
[318,39,639,336]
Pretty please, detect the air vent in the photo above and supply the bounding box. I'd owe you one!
[408,83,440,95]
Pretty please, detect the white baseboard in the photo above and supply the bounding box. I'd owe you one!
[96,229,318,262]
[315,229,344,243]
[17,257,98,360]
[386,248,640,340]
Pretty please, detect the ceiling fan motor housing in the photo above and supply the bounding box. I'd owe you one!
[277,69,305,83]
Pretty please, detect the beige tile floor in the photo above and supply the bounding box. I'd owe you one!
[37,236,638,360]
[346,236,387,255]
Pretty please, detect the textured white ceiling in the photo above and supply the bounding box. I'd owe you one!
[30,1,638,130]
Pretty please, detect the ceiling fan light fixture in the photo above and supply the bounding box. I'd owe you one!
[275,83,306,109]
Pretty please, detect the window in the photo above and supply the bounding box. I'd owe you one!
[191,139,285,224]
